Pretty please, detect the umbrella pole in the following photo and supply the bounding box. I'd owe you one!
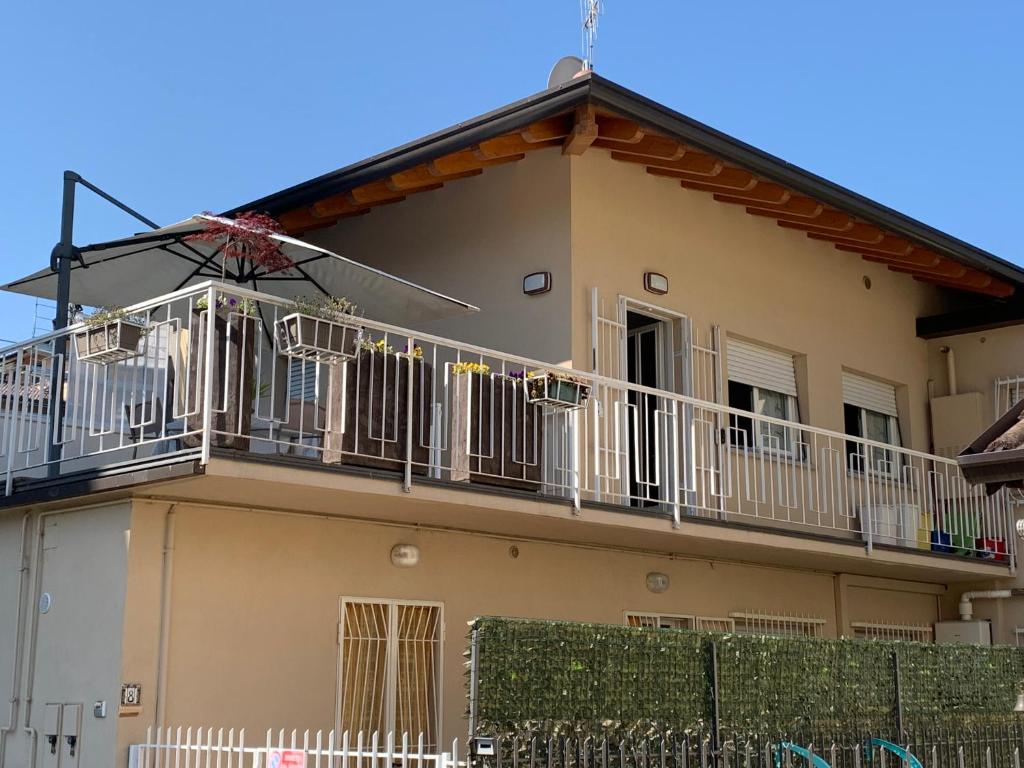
[45,171,160,472]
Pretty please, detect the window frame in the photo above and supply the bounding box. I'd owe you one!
[727,380,803,458]
[844,403,903,477]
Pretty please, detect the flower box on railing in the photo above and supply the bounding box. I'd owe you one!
[275,312,362,364]
[73,319,147,364]
[526,370,591,411]
[323,342,431,475]
[975,536,1008,562]
[450,366,542,491]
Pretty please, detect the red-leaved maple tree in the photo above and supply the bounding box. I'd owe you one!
[186,212,294,274]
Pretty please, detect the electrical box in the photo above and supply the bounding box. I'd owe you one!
[935,620,992,646]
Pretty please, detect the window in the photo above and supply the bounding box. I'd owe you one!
[851,622,932,643]
[625,613,734,632]
[289,358,318,402]
[726,339,801,454]
[338,599,443,749]
[842,372,901,474]
[626,612,695,630]
[729,611,825,638]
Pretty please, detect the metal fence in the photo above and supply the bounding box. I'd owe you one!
[128,727,460,768]
[127,727,1024,768]
[1,281,1016,565]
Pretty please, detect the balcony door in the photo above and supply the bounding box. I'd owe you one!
[626,312,669,505]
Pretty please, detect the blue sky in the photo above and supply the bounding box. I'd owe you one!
[1,1,1021,341]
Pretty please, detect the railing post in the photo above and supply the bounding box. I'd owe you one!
[571,408,581,514]
[865,505,874,556]
[403,335,415,493]
[200,284,217,465]
[4,348,23,495]
[708,641,721,759]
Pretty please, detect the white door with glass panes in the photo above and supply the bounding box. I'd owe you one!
[336,598,443,749]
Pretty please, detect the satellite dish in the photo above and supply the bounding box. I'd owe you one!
[547,56,586,89]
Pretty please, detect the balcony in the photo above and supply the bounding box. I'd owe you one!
[0,282,1016,569]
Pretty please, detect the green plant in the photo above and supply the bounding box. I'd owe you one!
[195,294,257,315]
[467,617,1024,740]
[291,295,358,320]
[83,306,146,327]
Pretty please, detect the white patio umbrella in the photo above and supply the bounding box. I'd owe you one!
[2,214,478,325]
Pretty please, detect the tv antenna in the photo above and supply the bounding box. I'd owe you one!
[580,0,603,71]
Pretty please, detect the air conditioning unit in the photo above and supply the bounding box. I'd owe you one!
[935,620,992,646]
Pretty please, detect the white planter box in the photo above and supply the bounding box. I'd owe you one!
[275,312,362,364]
[859,503,920,549]
[73,320,146,365]
[526,371,592,411]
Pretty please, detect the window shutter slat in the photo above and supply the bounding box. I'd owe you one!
[842,372,897,417]
[726,339,797,397]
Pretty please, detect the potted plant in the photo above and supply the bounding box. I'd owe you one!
[178,213,291,451]
[73,307,148,364]
[526,369,592,410]
[275,296,362,364]
[322,336,432,474]
[450,365,543,491]
[181,294,259,451]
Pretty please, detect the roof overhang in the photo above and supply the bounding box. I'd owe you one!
[227,73,1024,299]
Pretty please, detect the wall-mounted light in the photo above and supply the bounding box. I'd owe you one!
[523,272,552,296]
[390,543,420,567]
[646,572,670,593]
[644,272,669,295]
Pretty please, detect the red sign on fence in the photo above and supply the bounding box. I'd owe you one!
[268,748,307,768]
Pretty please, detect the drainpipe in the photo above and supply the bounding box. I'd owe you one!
[0,512,32,768]
[153,505,176,731]
[940,346,958,396]
[958,589,1024,621]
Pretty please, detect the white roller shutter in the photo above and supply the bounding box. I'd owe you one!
[842,372,897,417]
[726,339,797,396]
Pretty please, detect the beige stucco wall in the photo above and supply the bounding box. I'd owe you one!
[115,500,945,749]
[568,150,950,451]
[307,150,573,365]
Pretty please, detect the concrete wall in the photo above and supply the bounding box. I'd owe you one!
[568,151,950,451]
[122,501,944,748]
[308,150,573,366]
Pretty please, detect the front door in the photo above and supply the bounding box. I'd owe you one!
[626,312,666,506]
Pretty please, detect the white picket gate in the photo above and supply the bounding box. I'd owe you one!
[128,727,460,768]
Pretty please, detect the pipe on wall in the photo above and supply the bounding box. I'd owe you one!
[153,505,177,731]
[0,512,32,768]
[940,346,958,396]
[958,589,1016,621]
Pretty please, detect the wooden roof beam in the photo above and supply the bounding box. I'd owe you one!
[563,105,600,155]
[612,150,722,176]
[813,233,913,256]
[729,196,824,218]
[387,167,483,192]
[699,181,790,205]
[594,114,645,143]
[747,206,843,226]
[475,134,560,160]
[430,150,525,176]
[593,134,686,160]
[648,166,757,192]
[912,275,1014,298]
[521,115,573,143]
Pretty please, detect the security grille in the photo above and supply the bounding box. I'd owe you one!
[851,621,933,643]
[625,612,695,630]
[995,375,1024,418]
[730,611,825,638]
[338,599,442,750]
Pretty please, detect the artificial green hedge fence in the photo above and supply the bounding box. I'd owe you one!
[468,617,1024,738]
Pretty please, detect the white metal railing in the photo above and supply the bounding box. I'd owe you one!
[128,727,460,768]
[0,281,1016,567]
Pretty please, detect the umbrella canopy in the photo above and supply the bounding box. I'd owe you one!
[3,214,478,325]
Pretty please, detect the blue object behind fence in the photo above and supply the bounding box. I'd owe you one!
[868,738,923,768]
[773,742,831,768]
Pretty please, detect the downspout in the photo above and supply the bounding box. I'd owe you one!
[0,512,33,768]
[958,589,1024,621]
[940,346,958,396]
[153,505,176,731]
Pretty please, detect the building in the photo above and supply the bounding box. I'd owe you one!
[3,72,1024,767]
